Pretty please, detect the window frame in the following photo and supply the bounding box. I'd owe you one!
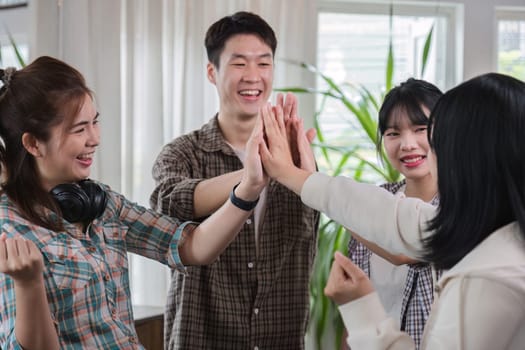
[0,0,27,10]
[495,6,525,75]
[316,0,462,89]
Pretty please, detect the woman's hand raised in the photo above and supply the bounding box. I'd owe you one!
[324,252,375,305]
[259,103,314,195]
[0,233,44,286]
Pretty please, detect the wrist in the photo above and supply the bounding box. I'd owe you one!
[276,167,312,196]
[13,274,45,289]
[233,180,260,201]
[230,183,259,211]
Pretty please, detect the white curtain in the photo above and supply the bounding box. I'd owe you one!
[31,0,317,307]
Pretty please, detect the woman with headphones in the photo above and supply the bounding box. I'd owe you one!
[0,56,266,349]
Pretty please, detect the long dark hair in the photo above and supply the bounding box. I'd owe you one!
[425,73,525,269]
[0,56,92,230]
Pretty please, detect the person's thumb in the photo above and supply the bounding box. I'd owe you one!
[306,127,316,144]
[334,251,361,277]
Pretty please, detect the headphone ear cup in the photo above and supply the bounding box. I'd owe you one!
[78,180,108,220]
[51,180,108,223]
[50,183,91,223]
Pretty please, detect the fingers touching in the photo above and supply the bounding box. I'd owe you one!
[276,92,298,122]
[306,127,316,144]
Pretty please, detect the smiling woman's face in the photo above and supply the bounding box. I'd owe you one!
[32,94,100,191]
[382,107,434,181]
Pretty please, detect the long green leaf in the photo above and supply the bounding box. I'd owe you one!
[313,94,333,171]
[352,152,393,180]
[386,42,394,92]
[334,224,350,251]
[353,160,366,181]
[333,152,353,177]
[274,87,341,100]
[420,24,434,77]
[355,94,379,141]
[359,85,380,111]
[5,27,26,67]
[339,95,377,141]
[385,3,394,92]
[311,218,344,348]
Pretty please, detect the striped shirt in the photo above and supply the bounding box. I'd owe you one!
[0,185,192,349]
[348,180,440,350]
[150,115,320,350]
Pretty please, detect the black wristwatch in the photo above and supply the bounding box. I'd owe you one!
[229,183,259,211]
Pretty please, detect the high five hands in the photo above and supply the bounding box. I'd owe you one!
[254,93,376,305]
[238,92,307,201]
[275,93,316,170]
[254,94,316,195]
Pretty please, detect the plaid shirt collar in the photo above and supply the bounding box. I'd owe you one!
[197,114,238,156]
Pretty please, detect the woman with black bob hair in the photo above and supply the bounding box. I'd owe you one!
[0,56,266,349]
[348,78,442,348]
[259,72,525,349]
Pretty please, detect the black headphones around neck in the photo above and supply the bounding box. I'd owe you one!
[50,179,108,223]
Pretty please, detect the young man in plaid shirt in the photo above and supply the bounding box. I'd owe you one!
[150,11,319,350]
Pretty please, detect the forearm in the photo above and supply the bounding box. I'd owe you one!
[14,277,59,349]
[301,173,436,258]
[193,169,244,217]
[352,232,419,265]
[340,293,415,349]
[180,182,259,265]
[275,166,312,196]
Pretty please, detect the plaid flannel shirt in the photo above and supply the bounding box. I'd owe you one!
[150,115,320,350]
[0,185,191,349]
[348,180,441,350]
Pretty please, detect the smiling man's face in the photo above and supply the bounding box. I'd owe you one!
[207,33,274,120]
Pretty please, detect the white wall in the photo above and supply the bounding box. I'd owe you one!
[5,0,525,85]
[29,0,124,191]
[2,0,522,86]
[415,0,525,79]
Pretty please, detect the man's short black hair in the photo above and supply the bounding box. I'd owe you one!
[205,11,277,68]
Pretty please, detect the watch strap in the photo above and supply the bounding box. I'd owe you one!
[229,183,259,211]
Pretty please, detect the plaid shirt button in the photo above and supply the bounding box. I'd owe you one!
[247,262,254,269]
